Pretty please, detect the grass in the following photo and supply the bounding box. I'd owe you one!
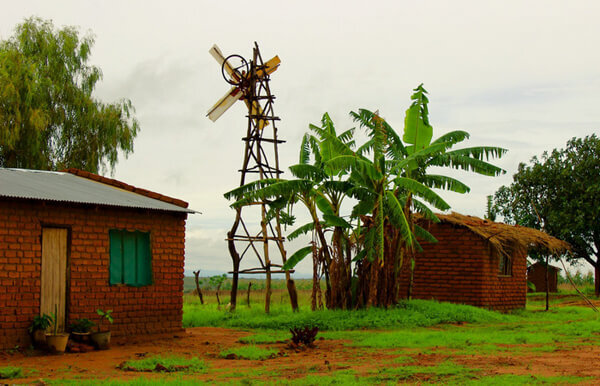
[0,366,23,379]
[218,345,279,360]
[183,298,507,331]
[372,360,480,382]
[118,355,207,373]
[238,330,290,344]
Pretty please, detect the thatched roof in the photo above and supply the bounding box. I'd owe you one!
[419,212,570,257]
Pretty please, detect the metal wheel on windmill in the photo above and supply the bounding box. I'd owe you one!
[206,44,280,129]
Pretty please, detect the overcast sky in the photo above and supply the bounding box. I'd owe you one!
[2,1,599,276]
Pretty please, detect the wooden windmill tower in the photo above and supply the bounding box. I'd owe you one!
[207,42,298,312]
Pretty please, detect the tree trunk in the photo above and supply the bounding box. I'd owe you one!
[193,270,204,305]
[311,243,318,311]
[227,229,240,312]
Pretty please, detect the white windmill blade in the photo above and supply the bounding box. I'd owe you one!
[209,44,238,78]
[207,86,243,122]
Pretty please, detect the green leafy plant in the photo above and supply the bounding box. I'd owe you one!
[290,326,319,346]
[96,309,113,332]
[49,305,60,335]
[69,318,95,333]
[28,314,52,334]
[0,366,23,380]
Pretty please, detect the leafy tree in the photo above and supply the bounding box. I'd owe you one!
[345,85,505,306]
[493,135,600,295]
[0,17,139,173]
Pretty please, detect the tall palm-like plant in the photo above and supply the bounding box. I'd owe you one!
[348,85,506,305]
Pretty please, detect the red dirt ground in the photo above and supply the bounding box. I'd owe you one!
[1,327,599,384]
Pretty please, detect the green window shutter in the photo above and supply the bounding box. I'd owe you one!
[136,232,152,286]
[109,230,123,284]
[122,232,137,285]
[108,229,152,287]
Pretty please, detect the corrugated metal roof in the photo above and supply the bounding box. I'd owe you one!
[0,168,195,214]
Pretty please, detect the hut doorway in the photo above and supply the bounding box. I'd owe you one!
[41,228,68,332]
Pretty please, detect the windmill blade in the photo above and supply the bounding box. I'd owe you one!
[259,56,281,78]
[209,44,234,74]
[207,86,243,122]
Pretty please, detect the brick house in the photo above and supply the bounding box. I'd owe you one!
[0,168,195,349]
[527,261,560,293]
[398,213,569,312]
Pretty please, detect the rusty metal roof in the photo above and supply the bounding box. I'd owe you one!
[0,168,195,214]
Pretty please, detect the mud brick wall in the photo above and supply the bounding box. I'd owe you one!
[0,199,187,350]
[527,264,558,293]
[398,222,526,312]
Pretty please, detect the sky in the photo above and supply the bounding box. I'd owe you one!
[2,1,599,276]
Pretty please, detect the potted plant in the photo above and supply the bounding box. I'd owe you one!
[45,306,69,354]
[90,309,113,350]
[28,314,52,348]
[69,318,95,343]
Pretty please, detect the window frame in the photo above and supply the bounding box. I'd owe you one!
[498,252,512,277]
[108,229,153,287]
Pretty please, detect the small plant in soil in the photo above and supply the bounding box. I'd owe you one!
[95,309,113,332]
[28,314,52,348]
[118,355,206,373]
[45,306,70,354]
[28,314,52,334]
[90,309,114,350]
[69,318,95,333]
[0,366,23,380]
[290,326,319,348]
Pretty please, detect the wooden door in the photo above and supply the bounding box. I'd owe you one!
[41,228,68,332]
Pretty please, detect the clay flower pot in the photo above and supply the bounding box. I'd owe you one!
[31,329,47,348]
[90,331,111,350]
[70,331,91,344]
[45,333,70,354]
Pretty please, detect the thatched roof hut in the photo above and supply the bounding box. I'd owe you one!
[400,212,570,311]
[425,212,571,258]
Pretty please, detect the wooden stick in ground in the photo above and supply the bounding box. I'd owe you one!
[545,255,550,311]
[246,282,252,307]
[216,282,222,308]
[193,270,204,305]
[559,256,599,312]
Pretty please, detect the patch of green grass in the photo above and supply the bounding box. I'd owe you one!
[119,355,207,373]
[48,378,209,385]
[372,361,480,382]
[183,299,508,331]
[218,345,279,360]
[0,366,23,379]
[453,374,592,385]
[238,329,290,344]
[279,370,364,385]
[220,365,281,380]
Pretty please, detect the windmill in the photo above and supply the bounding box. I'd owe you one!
[207,42,298,312]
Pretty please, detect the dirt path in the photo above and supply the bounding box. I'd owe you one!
[1,327,599,384]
